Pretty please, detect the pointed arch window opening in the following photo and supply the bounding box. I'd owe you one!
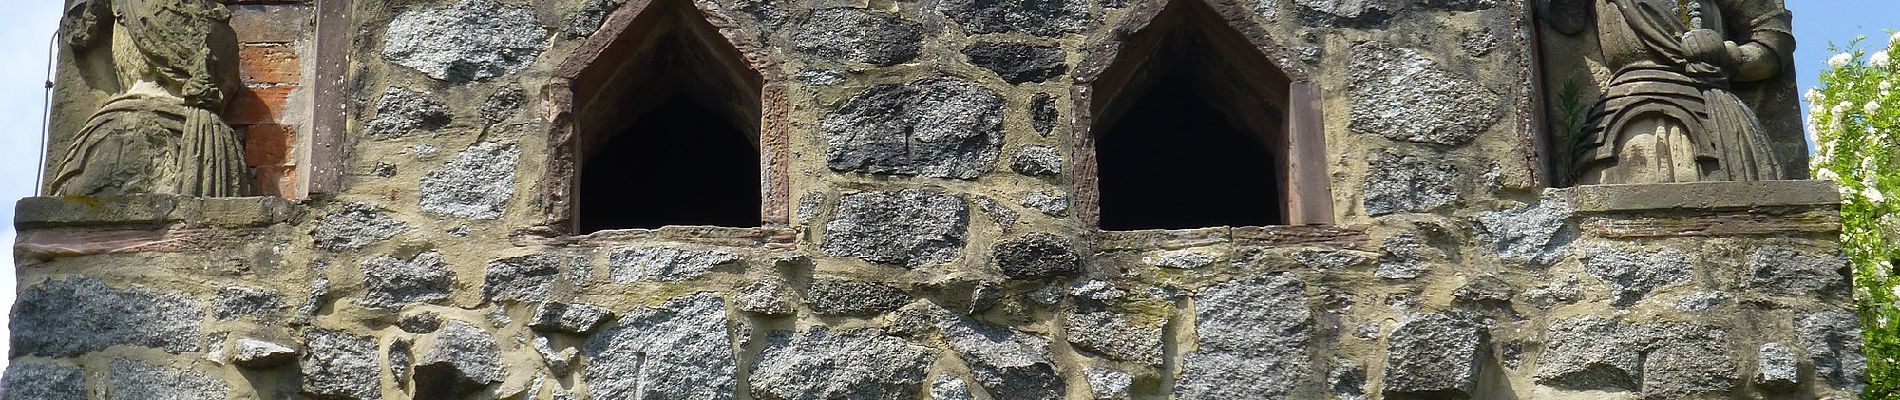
[1076,0,1332,230]
[544,0,789,235]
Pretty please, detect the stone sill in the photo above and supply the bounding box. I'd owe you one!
[13,195,299,230]
[1094,225,1368,251]
[1567,180,1840,214]
[513,225,799,249]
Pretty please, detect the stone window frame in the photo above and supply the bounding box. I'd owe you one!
[539,0,791,235]
[1071,0,1334,228]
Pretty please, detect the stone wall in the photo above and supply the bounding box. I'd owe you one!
[10,0,1866,399]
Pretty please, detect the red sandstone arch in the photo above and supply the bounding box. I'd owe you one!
[1073,0,1333,227]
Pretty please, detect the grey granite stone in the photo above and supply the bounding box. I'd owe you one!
[975,195,1021,229]
[1376,234,1429,279]
[1641,324,1737,398]
[1065,280,1170,366]
[963,42,1068,84]
[1348,41,1500,146]
[1581,248,1692,307]
[479,85,527,125]
[561,0,626,38]
[1031,93,1057,136]
[1178,275,1312,399]
[1020,191,1069,217]
[530,302,614,333]
[994,233,1081,280]
[750,328,936,399]
[416,321,504,397]
[1330,360,1368,399]
[932,375,976,400]
[1756,342,1799,390]
[419,141,519,219]
[1364,151,1458,215]
[359,251,454,309]
[585,293,736,399]
[11,277,202,357]
[938,0,1090,37]
[1535,317,1639,391]
[824,78,1005,179]
[369,87,451,135]
[383,0,548,82]
[214,285,286,320]
[939,315,1065,400]
[806,280,912,317]
[483,254,559,302]
[400,312,443,333]
[234,338,298,368]
[1748,246,1850,297]
[1147,250,1217,270]
[1383,312,1485,397]
[109,358,228,400]
[1798,311,1868,392]
[734,279,796,316]
[1086,366,1134,400]
[792,9,923,66]
[312,202,409,251]
[1009,145,1064,176]
[302,329,382,400]
[823,189,969,267]
[606,246,741,283]
[3,362,86,400]
[1474,193,1575,265]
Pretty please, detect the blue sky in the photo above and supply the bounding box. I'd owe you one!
[0,0,1888,374]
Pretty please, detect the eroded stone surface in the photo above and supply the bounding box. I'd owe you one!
[1383,312,1485,396]
[1474,193,1575,265]
[940,315,1065,400]
[484,254,559,302]
[383,0,547,82]
[1086,367,1134,399]
[1020,191,1069,217]
[313,203,409,251]
[607,246,740,283]
[793,9,923,66]
[1376,234,1429,279]
[530,302,613,333]
[1010,145,1063,176]
[562,0,626,38]
[1178,275,1312,399]
[1348,42,1501,146]
[1581,248,1692,307]
[994,233,1081,280]
[823,189,969,267]
[585,293,736,399]
[1364,151,1458,215]
[1065,280,1171,366]
[735,279,796,316]
[1748,246,1849,297]
[1031,93,1057,136]
[806,280,912,317]
[109,358,228,400]
[12,277,202,357]
[939,0,1090,36]
[214,285,286,320]
[750,328,936,399]
[416,321,503,395]
[1536,317,1640,391]
[1641,324,1737,398]
[360,251,454,309]
[824,78,1005,179]
[419,141,519,219]
[932,375,976,400]
[1798,311,1868,392]
[234,338,298,368]
[3,362,85,400]
[1756,342,1799,389]
[302,329,382,400]
[964,42,1067,84]
[370,87,451,135]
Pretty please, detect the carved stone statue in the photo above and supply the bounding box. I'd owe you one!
[1544,0,1795,184]
[50,0,248,196]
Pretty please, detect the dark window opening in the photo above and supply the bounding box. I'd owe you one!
[562,0,766,233]
[578,96,761,232]
[1090,0,1293,230]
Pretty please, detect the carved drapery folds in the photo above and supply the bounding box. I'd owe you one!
[1541,0,1797,185]
[51,0,248,197]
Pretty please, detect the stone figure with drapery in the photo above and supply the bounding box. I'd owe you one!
[1544,0,1796,184]
[51,0,248,196]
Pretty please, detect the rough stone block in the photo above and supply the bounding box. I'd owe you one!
[416,321,504,397]
[1020,191,1069,217]
[1474,192,1575,265]
[483,254,560,302]
[735,279,796,316]
[824,78,1005,179]
[11,277,203,358]
[419,141,519,219]
[1364,151,1458,215]
[1535,317,1640,391]
[940,314,1065,400]
[213,285,287,320]
[822,189,969,267]
[963,42,1067,84]
[1065,280,1170,366]
[606,246,740,283]
[792,9,923,67]
[1748,246,1849,297]
[360,251,454,309]
[1798,311,1868,392]
[1177,275,1312,399]
[994,233,1081,280]
[3,361,86,400]
[806,280,912,317]
[1581,247,1692,307]
[234,338,299,368]
[529,302,614,333]
[1383,312,1485,397]
[1756,342,1799,390]
[1640,324,1737,398]
[1348,41,1501,146]
[370,87,451,136]
[585,293,737,399]
[109,358,229,400]
[750,328,936,399]
[301,329,382,400]
[1009,145,1064,176]
[937,0,1089,36]
[382,0,547,82]
[1086,366,1134,400]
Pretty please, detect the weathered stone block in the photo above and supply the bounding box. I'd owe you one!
[963,42,1068,84]
[3,362,86,400]
[606,246,740,282]
[1178,275,1312,399]
[1799,311,1868,392]
[994,232,1081,280]
[1748,246,1849,297]
[213,285,286,320]
[483,254,560,302]
[369,87,451,135]
[312,202,408,251]
[1009,145,1064,176]
[822,189,969,267]
[824,78,1005,179]
[234,338,299,368]
[1581,247,1692,307]
[11,277,203,358]
[938,0,1090,36]
[382,0,547,82]
[529,302,614,333]
[416,321,504,397]
[1348,42,1501,146]
[585,293,736,399]
[1756,342,1799,390]
[792,9,923,66]
[1383,312,1485,397]
[1065,280,1170,366]
[1364,151,1458,215]
[750,328,936,399]
[735,279,796,316]
[419,141,519,219]
[1535,317,1640,392]
[1086,366,1134,400]
[1640,324,1737,398]
[359,251,454,309]
[940,314,1065,400]
[302,329,382,400]
[806,280,912,317]
[1474,192,1575,265]
[109,358,228,400]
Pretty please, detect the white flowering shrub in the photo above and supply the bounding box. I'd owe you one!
[1811,30,1900,397]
